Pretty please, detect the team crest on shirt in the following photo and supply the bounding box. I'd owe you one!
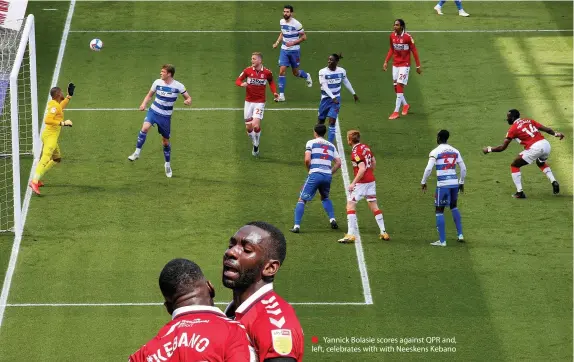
[50,107,57,114]
[272,329,293,355]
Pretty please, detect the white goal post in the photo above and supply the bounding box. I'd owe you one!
[0,14,39,236]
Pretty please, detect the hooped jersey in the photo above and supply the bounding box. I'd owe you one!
[351,143,376,183]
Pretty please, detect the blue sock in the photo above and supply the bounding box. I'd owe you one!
[278,76,286,94]
[163,143,171,162]
[294,201,305,226]
[322,199,335,219]
[452,208,463,235]
[454,0,462,10]
[438,0,446,6]
[436,213,446,242]
[298,70,308,79]
[328,125,336,143]
[136,131,147,149]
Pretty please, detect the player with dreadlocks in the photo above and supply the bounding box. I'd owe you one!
[383,19,421,120]
[317,53,359,144]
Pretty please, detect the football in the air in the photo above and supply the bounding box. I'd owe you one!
[90,38,103,51]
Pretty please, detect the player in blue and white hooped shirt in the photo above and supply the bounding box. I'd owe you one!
[290,124,342,234]
[421,130,467,247]
[272,5,312,102]
[318,53,358,144]
[128,64,192,178]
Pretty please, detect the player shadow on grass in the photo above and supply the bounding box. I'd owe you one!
[36,184,106,195]
[251,156,304,167]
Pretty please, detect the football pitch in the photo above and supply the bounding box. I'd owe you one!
[0,1,572,361]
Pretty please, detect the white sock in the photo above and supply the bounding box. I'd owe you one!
[511,171,523,192]
[248,131,256,145]
[135,148,141,155]
[165,161,170,167]
[541,167,556,183]
[394,93,403,112]
[375,212,386,233]
[346,212,357,235]
[280,92,284,97]
[401,94,407,106]
[254,130,261,146]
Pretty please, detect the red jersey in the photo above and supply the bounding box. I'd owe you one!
[351,143,376,183]
[384,31,420,68]
[505,118,546,150]
[129,306,256,362]
[235,66,277,103]
[225,284,304,362]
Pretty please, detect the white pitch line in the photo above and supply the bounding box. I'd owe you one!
[334,118,373,305]
[0,1,77,330]
[3,301,367,307]
[65,108,316,111]
[69,29,573,34]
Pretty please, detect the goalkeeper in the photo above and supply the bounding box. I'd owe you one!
[29,83,75,195]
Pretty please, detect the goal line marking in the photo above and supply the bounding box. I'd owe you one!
[2,301,367,307]
[66,108,317,111]
[69,29,573,34]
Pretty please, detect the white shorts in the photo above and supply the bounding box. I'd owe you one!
[349,181,377,202]
[244,101,265,121]
[520,139,551,164]
[392,66,410,85]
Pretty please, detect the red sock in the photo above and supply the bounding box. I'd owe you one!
[396,84,404,93]
[254,127,261,133]
[373,209,382,216]
[511,166,520,173]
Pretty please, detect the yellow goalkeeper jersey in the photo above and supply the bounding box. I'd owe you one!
[42,97,69,137]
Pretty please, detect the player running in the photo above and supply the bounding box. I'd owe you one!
[272,4,312,102]
[421,130,466,247]
[29,83,75,195]
[482,109,565,198]
[290,124,341,234]
[127,64,192,178]
[235,52,278,156]
[223,221,304,361]
[129,258,257,362]
[338,130,390,244]
[382,19,421,120]
[318,53,359,144]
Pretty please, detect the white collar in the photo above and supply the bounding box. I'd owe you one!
[172,305,225,320]
[230,283,274,315]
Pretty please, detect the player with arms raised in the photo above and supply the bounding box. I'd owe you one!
[236,52,278,156]
[482,109,564,198]
[383,19,421,120]
[338,130,390,243]
[318,53,358,144]
[421,130,466,247]
[127,64,192,178]
[29,83,75,195]
[129,258,256,362]
[223,221,304,362]
[272,4,312,102]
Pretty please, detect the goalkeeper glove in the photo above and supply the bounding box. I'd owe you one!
[60,120,73,127]
[67,82,75,96]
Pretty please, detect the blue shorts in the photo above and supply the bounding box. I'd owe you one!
[318,97,341,121]
[145,110,171,139]
[434,186,459,207]
[279,49,301,68]
[300,172,332,201]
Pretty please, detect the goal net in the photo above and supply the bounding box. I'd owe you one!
[0,14,39,236]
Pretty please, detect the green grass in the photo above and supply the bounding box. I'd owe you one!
[0,1,572,361]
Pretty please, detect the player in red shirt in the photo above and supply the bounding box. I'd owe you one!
[482,109,565,198]
[382,19,421,120]
[338,130,390,243]
[129,258,256,362]
[236,52,278,157]
[222,221,304,362]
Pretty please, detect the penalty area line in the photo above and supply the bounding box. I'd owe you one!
[2,302,368,307]
[65,108,317,111]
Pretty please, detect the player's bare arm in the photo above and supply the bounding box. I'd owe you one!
[349,162,366,191]
[285,32,306,47]
[139,90,155,111]
[304,151,312,171]
[182,91,192,106]
[332,157,342,175]
[273,33,283,48]
[537,125,565,140]
[483,138,512,154]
